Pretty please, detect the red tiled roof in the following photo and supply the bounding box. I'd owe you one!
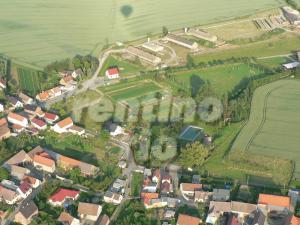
[258,194,290,208]
[49,188,79,203]
[177,214,201,225]
[44,112,58,121]
[107,68,119,76]
[19,182,31,194]
[22,176,37,185]
[31,118,46,127]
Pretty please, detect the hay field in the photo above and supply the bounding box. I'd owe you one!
[232,79,300,178]
[0,0,284,67]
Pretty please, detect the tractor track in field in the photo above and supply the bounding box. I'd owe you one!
[245,84,284,151]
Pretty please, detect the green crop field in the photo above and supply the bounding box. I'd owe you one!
[232,79,300,179]
[171,63,262,95]
[17,67,41,95]
[107,81,161,101]
[0,0,284,67]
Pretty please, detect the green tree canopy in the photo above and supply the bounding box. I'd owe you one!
[179,142,209,169]
[0,167,9,181]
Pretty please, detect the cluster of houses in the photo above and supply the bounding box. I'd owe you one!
[0,79,86,140]
[12,188,109,225]
[0,145,98,205]
[47,188,109,225]
[36,69,82,102]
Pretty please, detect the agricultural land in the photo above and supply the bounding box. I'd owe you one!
[0,0,284,66]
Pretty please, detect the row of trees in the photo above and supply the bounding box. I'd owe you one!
[44,54,99,77]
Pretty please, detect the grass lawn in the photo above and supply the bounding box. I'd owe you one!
[99,55,144,76]
[194,33,300,63]
[131,172,143,197]
[0,0,284,66]
[232,79,300,179]
[257,56,294,68]
[171,63,262,95]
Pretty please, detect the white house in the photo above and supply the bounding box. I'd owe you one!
[78,202,102,222]
[104,191,123,205]
[22,176,41,189]
[52,117,73,133]
[31,118,47,130]
[0,186,21,205]
[72,69,83,79]
[17,182,32,199]
[7,112,28,127]
[105,68,120,79]
[33,155,56,173]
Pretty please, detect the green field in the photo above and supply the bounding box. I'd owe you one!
[99,55,144,76]
[0,0,284,67]
[194,33,300,63]
[172,63,262,95]
[107,81,162,101]
[17,67,41,95]
[232,79,300,178]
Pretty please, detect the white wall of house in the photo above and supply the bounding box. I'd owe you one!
[7,117,28,127]
[33,162,55,173]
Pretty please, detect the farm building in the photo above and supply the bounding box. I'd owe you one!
[185,28,217,42]
[282,6,300,25]
[142,41,164,53]
[164,33,198,50]
[127,46,162,66]
[178,125,205,145]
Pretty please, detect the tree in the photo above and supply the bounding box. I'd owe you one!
[179,142,209,169]
[162,26,168,36]
[186,54,195,68]
[0,168,9,180]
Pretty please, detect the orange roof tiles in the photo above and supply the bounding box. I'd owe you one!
[37,91,49,101]
[8,112,26,122]
[59,155,80,167]
[258,194,290,208]
[56,117,73,129]
[177,214,201,225]
[0,118,7,127]
[33,155,55,168]
[181,183,202,192]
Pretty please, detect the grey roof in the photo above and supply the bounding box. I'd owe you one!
[19,201,38,219]
[7,96,21,106]
[5,150,31,165]
[166,33,195,46]
[213,189,230,200]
